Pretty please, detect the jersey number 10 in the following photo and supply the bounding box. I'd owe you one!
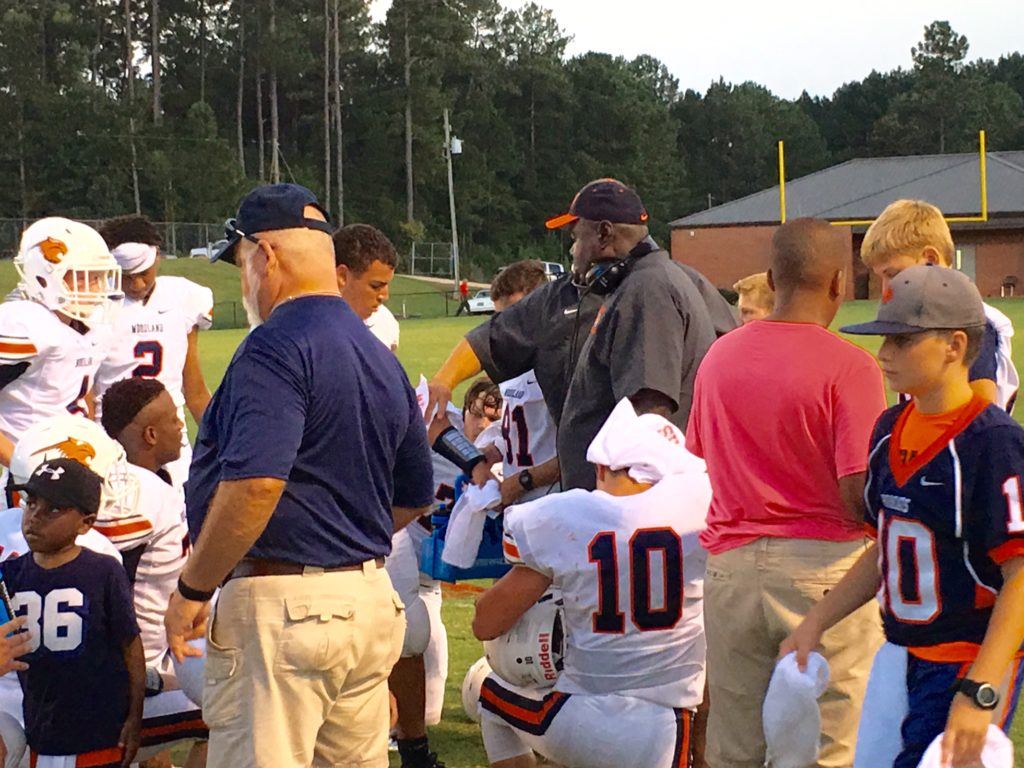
[588,528,683,633]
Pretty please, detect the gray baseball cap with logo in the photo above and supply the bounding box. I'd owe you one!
[841,264,985,336]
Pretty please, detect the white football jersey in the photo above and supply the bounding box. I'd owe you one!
[124,468,189,666]
[94,275,213,419]
[503,472,711,709]
[499,371,557,501]
[0,300,112,444]
[366,304,400,351]
[983,302,1019,412]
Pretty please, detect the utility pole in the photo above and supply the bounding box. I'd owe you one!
[443,108,461,289]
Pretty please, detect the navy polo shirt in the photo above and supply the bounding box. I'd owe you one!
[186,295,434,567]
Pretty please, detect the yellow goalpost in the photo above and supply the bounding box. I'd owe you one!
[775,130,989,227]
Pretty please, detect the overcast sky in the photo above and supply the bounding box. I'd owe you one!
[369,0,1021,100]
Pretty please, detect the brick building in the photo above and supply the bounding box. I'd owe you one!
[669,151,1024,299]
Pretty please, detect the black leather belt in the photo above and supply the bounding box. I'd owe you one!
[225,556,386,583]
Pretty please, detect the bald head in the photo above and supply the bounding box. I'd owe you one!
[238,204,340,323]
[769,218,847,293]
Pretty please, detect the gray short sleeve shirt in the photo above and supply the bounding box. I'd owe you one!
[558,249,717,490]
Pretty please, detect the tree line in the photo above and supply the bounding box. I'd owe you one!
[0,4,1021,276]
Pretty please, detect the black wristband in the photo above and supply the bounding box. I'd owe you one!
[177,576,215,602]
[432,426,485,475]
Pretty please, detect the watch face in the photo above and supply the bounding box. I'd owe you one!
[977,685,998,708]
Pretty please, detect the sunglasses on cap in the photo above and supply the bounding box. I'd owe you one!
[224,216,335,245]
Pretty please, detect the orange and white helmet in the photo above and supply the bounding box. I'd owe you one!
[8,414,138,518]
[14,217,123,324]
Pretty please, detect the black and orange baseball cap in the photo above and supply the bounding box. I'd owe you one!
[545,179,649,230]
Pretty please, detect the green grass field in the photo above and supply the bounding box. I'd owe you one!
[3,257,1023,764]
[190,301,1024,767]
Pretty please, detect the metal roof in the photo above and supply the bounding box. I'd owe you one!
[671,151,1024,228]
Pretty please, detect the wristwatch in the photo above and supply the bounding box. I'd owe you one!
[518,470,535,492]
[956,678,1000,710]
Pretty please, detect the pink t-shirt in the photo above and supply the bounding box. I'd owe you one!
[686,321,885,554]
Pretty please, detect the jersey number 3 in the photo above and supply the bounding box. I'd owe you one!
[588,528,683,633]
[12,588,84,653]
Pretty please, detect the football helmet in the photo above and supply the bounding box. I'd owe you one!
[461,656,492,723]
[14,217,123,324]
[483,591,565,689]
[8,414,138,518]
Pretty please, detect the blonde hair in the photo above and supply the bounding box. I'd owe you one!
[733,272,774,310]
[860,199,955,268]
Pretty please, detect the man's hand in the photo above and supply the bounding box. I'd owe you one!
[119,709,142,768]
[165,591,210,663]
[0,617,30,674]
[500,474,525,507]
[482,443,503,468]
[427,411,452,445]
[470,461,493,488]
[425,379,453,424]
[778,615,824,672]
[941,695,991,767]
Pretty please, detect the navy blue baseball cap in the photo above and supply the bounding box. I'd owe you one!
[545,178,649,230]
[213,183,333,265]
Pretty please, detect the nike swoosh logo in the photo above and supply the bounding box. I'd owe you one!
[920,478,943,487]
[158,309,173,314]
[563,308,578,316]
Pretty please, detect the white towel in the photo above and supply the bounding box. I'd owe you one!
[917,724,1013,768]
[763,651,830,768]
[441,480,502,568]
[586,398,703,484]
[854,642,909,768]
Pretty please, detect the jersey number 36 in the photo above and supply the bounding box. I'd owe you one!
[11,589,84,653]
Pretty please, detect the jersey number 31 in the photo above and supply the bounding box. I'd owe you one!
[588,528,683,633]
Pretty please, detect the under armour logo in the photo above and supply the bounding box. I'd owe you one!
[35,464,65,481]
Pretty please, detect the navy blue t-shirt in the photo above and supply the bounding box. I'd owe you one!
[1,549,139,755]
[186,295,434,567]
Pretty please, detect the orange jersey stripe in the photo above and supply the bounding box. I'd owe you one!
[503,540,520,560]
[990,539,1024,565]
[0,341,36,355]
[479,685,564,727]
[908,641,982,663]
[141,716,207,739]
[31,746,123,768]
[93,519,152,537]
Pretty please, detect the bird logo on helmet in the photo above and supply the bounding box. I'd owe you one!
[14,218,123,325]
[483,591,565,689]
[8,415,138,519]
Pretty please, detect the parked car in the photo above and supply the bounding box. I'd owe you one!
[468,289,495,314]
[189,239,229,259]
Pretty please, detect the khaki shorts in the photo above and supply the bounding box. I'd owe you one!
[203,560,406,768]
[704,537,883,768]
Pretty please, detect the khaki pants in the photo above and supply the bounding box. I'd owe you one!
[203,561,406,768]
[704,537,883,768]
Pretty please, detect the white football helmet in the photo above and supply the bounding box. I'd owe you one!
[8,414,138,518]
[14,217,123,324]
[462,656,492,723]
[483,592,565,689]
